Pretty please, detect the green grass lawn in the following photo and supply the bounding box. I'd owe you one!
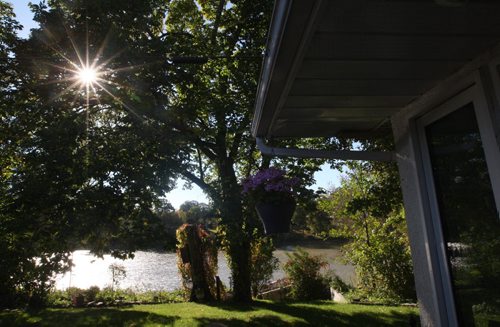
[0,300,419,326]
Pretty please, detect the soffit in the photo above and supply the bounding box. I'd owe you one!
[253,0,500,138]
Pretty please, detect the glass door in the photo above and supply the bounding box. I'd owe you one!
[418,88,500,326]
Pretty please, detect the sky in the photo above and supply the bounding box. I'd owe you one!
[10,1,344,209]
[166,163,343,209]
[10,0,37,38]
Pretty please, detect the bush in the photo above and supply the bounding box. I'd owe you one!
[250,232,279,297]
[66,287,85,301]
[46,287,185,307]
[46,289,71,307]
[320,163,416,303]
[84,286,100,302]
[344,208,415,302]
[283,248,330,300]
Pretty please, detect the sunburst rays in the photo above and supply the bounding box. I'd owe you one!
[37,21,148,121]
[33,21,156,177]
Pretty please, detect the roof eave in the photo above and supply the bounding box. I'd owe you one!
[252,0,325,138]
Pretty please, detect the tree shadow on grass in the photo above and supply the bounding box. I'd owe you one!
[204,300,419,326]
[0,308,179,327]
[194,315,291,327]
[252,301,419,326]
[0,302,419,326]
[205,301,260,312]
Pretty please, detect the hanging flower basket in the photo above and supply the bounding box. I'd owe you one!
[255,199,296,234]
[242,167,300,234]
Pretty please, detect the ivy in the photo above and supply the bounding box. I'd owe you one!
[176,224,218,301]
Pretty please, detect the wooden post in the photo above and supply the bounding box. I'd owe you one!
[216,276,222,301]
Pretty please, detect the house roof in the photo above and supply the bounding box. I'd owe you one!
[252,0,500,139]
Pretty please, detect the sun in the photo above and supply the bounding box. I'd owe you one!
[44,35,142,118]
[77,66,98,86]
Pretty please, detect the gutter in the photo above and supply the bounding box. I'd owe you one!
[251,0,292,137]
[256,138,396,162]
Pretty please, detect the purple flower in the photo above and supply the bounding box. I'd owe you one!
[242,167,300,203]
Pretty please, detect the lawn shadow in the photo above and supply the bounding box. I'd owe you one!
[195,315,291,327]
[251,301,419,326]
[0,302,419,326]
[202,300,418,326]
[0,308,179,326]
[205,301,260,312]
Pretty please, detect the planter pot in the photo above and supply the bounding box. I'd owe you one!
[255,200,296,234]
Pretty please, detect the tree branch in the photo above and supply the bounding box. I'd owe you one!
[229,130,243,160]
[180,170,217,199]
[196,148,205,182]
[229,113,250,159]
[211,0,226,46]
[243,140,257,178]
[167,120,219,161]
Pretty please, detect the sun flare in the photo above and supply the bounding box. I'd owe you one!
[77,66,98,85]
[42,32,142,119]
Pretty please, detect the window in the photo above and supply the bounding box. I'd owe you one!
[424,102,500,326]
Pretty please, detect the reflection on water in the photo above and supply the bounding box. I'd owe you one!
[55,251,231,291]
[56,245,354,291]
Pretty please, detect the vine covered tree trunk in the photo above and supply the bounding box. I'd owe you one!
[227,233,251,302]
[218,161,252,302]
[185,225,214,302]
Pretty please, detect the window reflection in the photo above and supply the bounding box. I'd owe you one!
[425,103,500,326]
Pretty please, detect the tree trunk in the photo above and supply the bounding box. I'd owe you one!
[218,160,252,302]
[221,196,252,302]
[228,238,251,302]
[185,225,214,302]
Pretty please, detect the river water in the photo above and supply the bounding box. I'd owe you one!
[55,242,354,291]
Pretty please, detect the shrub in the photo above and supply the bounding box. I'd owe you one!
[320,163,416,303]
[95,287,116,303]
[250,232,279,297]
[344,208,415,302]
[283,248,330,300]
[84,286,100,302]
[46,287,185,307]
[46,289,71,307]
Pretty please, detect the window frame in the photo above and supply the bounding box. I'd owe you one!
[415,76,500,325]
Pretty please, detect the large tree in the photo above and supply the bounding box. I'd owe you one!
[0,0,179,306]
[4,0,334,304]
[0,0,29,307]
[162,1,273,301]
[160,1,337,301]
